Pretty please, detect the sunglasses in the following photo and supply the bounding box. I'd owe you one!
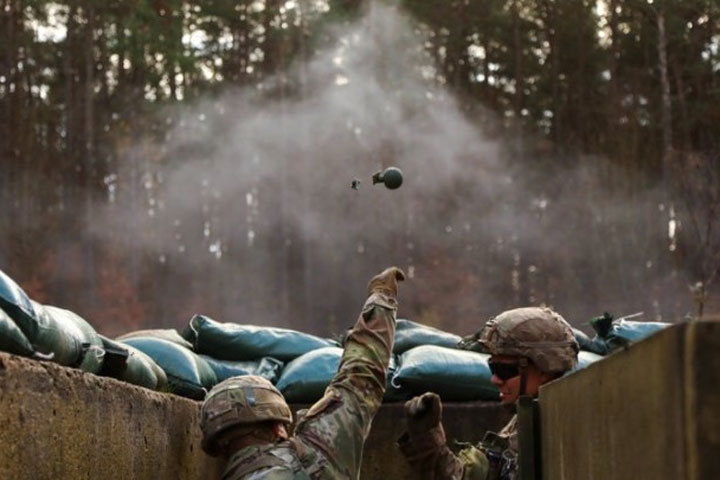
[488,361,520,381]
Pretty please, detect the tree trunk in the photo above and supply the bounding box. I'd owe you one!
[657,11,673,183]
[84,5,97,308]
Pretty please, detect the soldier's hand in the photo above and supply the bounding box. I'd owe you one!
[367,266,406,297]
[404,392,442,434]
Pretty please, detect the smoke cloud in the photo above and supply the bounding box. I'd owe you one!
[87,2,692,337]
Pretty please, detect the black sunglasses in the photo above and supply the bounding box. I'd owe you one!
[488,361,520,381]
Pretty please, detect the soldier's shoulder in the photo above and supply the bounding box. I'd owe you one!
[223,443,306,480]
[238,465,302,480]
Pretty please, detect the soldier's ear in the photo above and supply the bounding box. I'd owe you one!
[273,422,289,440]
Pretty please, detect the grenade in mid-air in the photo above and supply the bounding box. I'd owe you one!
[372,167,404,190]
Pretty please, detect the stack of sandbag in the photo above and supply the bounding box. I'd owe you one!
[6,264,665,404]
[0,269,105,373]
[0,268,175,396]
[100,335,169,391]
[118,335,216,400]
[111,326,285,399]
[157,313,341,400]
[275,320,495,403]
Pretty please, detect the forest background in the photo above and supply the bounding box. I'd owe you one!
[2,0,719,337]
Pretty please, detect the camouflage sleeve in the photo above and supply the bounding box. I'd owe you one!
[397,425,490,480]
[293,292,396,477]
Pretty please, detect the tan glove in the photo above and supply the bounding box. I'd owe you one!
[367,266,406,298]
[404,392,443,436]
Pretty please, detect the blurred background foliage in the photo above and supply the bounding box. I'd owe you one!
[1,0,719,336]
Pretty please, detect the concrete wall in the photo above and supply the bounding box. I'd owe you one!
[0,352,511,480]
[0,352,224,480]
[539,321,720,480]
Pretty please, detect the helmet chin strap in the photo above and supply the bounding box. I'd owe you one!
[518,357,529,397]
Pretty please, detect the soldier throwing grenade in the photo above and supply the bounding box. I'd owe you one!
[200,266,406,480]
[398,307,579,480]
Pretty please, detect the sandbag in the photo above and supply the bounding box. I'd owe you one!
[607,319,669,345]
[100,335,168,391]
[0,307,34,357]
[79,345,105,373]
[589,313,670,353]
[276,347,342,403]
[124,344,169,391]
[276,347,404,404]
[200,355,284,383]
[28,301,81,365]
[393,319,462,354]
[116,329,193,350]
[185,314,337,362]
[572,351,604,372]
[392,345,499,402]
[0,269,40,340]
[42,304,104,373]
[120,337,216,399]
[572,327,608,355]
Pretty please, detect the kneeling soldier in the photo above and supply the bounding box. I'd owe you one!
[200,267,405,480]
[399,307,579,480]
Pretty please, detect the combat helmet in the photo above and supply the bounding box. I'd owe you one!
[200,375,293,456]
[474,307,579,373]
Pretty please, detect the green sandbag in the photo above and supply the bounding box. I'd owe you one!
[276,347,342,403]
[276,347,403,404]
[27,301,83,367]
[100,335,168,391]
[393,319,462,355]
[185,314,337,362]
[0,269,40,340]
[200,355,284,383]
[116,329,193,350]
[120,337,216,399]
[79,345,105,373]
[0,307,34,357]
[392,345,499,402]
[125,344,169,391]
[42,304,104,373]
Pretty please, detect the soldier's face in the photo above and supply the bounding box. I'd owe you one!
[489,355,553,404]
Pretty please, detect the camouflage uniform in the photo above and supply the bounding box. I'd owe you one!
[398,307,578,480]
[397,412,518,480]
[220,291,397,480]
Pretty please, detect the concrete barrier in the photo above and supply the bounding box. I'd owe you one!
[0,352,511,479]
[0,352,224,480]
[539,321,720,480]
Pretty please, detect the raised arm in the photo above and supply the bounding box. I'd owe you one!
[293,267,405,478]
[398,392,491,480]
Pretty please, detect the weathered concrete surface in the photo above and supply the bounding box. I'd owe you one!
[0,352,224,480]
[0,351,511,479]
[539,321,720,480]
